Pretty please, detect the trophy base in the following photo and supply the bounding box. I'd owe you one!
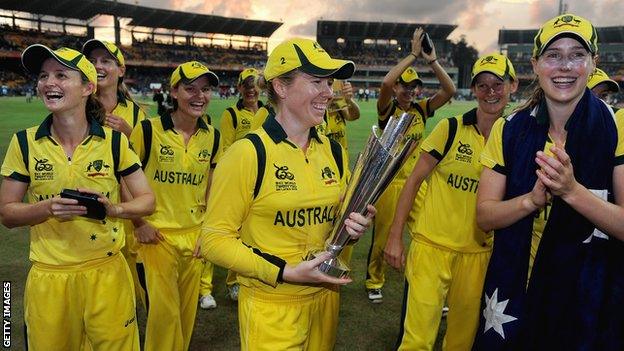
[306,250,351,279]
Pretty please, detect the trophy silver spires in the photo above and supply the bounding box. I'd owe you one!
[308,112,418,278]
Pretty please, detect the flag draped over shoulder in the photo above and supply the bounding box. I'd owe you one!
[472,89,624,351]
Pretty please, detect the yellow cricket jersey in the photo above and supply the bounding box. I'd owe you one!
[481,106,624,267]
[111,95,147,130]
[201,114,349,295]
[220,99,264,150]
[250,104,275,132]
[416,108,492,252]
[378,98,433,183]
[324,110,349,150]
[129,113,222,231]
[0,115,141,265]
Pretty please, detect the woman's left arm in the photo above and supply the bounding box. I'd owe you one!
[536,146,624,241]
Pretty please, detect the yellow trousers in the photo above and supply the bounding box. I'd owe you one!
[139,228,203,351]
[199,261,214,296]
[366,182,426,289]
[239,286,340,351]
[24,254,139,351]
[396,241,490,351]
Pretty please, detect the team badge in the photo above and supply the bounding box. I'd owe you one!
[321,166,337,185]
[198,149,211,163]
[86,159,111,177]
[553,15,581,28]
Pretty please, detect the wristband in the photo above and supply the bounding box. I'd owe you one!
[428,58,438,65]
[409,52,417,59]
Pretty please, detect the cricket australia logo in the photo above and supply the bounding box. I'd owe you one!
[321,166,337,185]
[553,15,581,28]
[33,157,54,180]
[159,144,175,163]
[274,164,297,191]
[480,55,499,66]
[86,159,111,177]
[197,149,211,163]
[455,141,474,163]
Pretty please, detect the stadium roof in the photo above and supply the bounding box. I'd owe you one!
[317,21,457,40]
[499,26,624,45]
[0,0,282,37]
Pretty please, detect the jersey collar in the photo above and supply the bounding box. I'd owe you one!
[263,113,322,145]
[236,98,264,111]
[462,108,478,125]
[161,112,209,131]
[35,113,106,140]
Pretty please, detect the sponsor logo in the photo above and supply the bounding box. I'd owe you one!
[446,173,479,193]
[321,166,337,185]
[406,131,423,143]
[33,157,54,180]
[455,141,474,163]
[86,159,111,177]
[124,316,135,328]
[197,149,211,163]
[159,144,175,163]
[274,205,336,227]
[241,118,251,126]
[274,163,297,191]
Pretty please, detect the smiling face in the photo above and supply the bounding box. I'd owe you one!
[171,75,212,118]
[275,71,333,128]
[532,36,595,106]
[393,81,421,106]
[37,58,93,114]
[238,76,259,107]
[472,72,517,117]
[87,47,124,91]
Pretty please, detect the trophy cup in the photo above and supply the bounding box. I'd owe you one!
[307,112,417,278]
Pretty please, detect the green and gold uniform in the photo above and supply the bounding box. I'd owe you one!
[366,98,431,291]
[130,112,221,351]
[250,104,274,132]
[111,95,149,308]
[1,115,141,351]
[397,109,492,350]
[220,99,264,150]
[200,115,349,351]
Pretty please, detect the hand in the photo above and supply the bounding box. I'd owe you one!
[534,146,580,199]
[77,188,122,217]
[105,113,133,137]
[383,229,406,270]
[344,204,376,240]
[524,178,548,212]
[46,196,87,221]
[282,252,352,285]
[133,221,164,244]
[341,81,354,101]
[410,27,423,58]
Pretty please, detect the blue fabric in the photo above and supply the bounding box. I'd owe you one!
[473,89,624,350]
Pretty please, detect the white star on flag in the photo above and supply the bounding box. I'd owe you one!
[483,288,517,339]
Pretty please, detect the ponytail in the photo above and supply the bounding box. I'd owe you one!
[513,78,544,114]
[86,95,106,124]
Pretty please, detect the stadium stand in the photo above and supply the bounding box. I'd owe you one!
[0,0,282,94]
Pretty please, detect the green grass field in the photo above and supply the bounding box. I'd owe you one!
[0,96,478,350]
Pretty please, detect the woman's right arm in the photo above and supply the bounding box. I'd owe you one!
[0,177,85,228]
[476,167,547,232]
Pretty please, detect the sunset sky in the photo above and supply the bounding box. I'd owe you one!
[5,0,624,55]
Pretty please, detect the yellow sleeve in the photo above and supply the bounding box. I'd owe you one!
[129,121,146,163]
[421,117,451,161]
[200,138,282,287]
[252,107,269,131]
[614,109,624,165]
[219,108,236,151]
[1,133,30,182]
[117,132,141,176]
[480,117,506,174]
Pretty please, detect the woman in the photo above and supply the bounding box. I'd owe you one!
[199,38,375,351]
[0,45,154,351]
[474,14,624,350]
[366,27,456,303]
[82,39,149,309]
[129,61,222,351]
[384,53,517,350]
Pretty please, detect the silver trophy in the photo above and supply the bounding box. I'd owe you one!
[308,112,417,278]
